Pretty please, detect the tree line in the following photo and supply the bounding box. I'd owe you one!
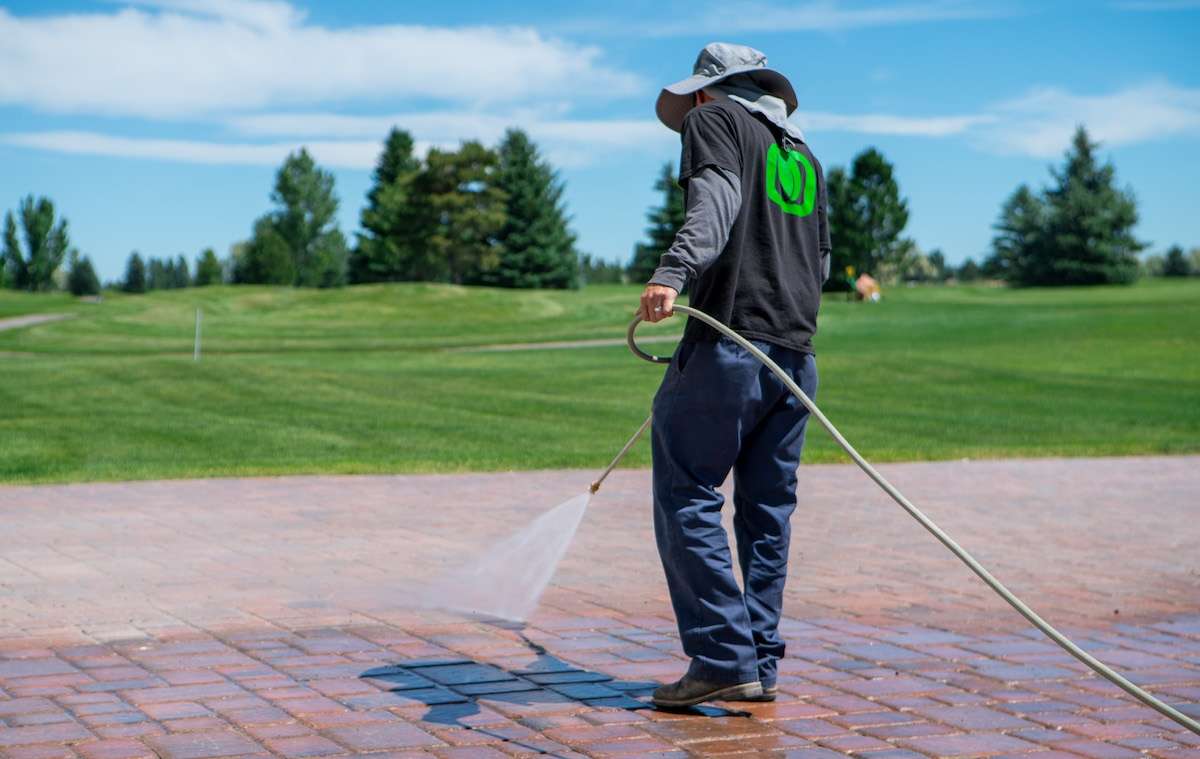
[226,127,578,290]
[627,125,1192,288]
[4,123,1196,298]
[3,126,581,296]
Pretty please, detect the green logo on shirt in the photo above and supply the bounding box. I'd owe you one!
[765,143,816,217]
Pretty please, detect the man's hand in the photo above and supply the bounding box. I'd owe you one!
[639,284,678,324]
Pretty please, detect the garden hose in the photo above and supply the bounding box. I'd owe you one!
[608,303,1198,735]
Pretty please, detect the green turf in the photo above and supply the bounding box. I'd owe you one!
[1,280,1197,483]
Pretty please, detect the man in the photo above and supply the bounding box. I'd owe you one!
[638,42,830,708]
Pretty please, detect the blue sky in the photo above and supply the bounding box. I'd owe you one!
[1,0,1198,281]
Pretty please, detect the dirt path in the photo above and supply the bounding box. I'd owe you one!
[0,312,72,332]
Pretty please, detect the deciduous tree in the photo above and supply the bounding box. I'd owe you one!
[3,195,70,291]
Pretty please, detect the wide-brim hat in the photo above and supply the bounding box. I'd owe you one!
[656,42,798,132]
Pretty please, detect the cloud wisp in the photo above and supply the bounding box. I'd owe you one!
[974,80,1200,157]
[7,79,1199,169]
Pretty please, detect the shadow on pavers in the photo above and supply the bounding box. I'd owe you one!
[360,630,749,756]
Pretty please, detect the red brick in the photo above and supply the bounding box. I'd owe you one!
[0,697,58,715]
[145,731,262,759]
[0,745,77,759]
[0,722,93,746]
[262,735,344,757]
[900,732,1041,756]
[75,739,157,759]
[122,684,245,705]
[325,722,442,751]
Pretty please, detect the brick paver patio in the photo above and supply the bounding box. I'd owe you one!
[2,456,1198,757]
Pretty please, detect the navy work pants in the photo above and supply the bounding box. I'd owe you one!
[651,336,817,688]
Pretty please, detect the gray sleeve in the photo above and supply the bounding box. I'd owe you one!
[647,166,742,292]
[818,168,831,285]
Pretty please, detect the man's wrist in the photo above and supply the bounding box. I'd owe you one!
[647,267,687,293]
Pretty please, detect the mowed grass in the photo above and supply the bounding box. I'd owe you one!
[0,280,1197,483]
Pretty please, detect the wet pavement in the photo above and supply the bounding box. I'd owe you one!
[1,456,1198,757]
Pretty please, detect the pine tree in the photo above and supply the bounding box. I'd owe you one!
[826,148,909,288]
[147,257,167,290]
[1163,245,1191,277]
[628,162,686,283]
[1040,127,1144,285]
[172,254,191,288]
[234,217,295,285]
[957,258,981,281]
[414,141,507,285]
[350,128,424,283]
[195,248,222,286]
[66,250,101,296]
[483,129,578,289]
[988,127,1145,287]
[987,184,1047,283]
[123,252,147,293]
[3,195,70,291]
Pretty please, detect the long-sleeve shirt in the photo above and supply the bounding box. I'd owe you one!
[648,164,830,294]
[648,98,831,353]
[648,166,743,292]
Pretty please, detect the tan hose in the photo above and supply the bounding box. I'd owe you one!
[618,304,1198,735]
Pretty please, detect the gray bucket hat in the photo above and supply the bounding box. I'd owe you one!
[656,42,798,132]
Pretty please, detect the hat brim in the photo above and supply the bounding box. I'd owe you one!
[655,65,798,132]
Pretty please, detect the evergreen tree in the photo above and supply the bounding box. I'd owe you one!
[927,249,949,282]
[579,253,626,285]
[3,195,70,291]
[123,252,147,293]
[990,127,1144,287]
[986,184,1047,283]
[957,258,981,282]
[173,254,191,288]
[1163,245,1191,277]
[350,128,423,283]
[414,141,507,284]
[628,162,685,283]
[147,257,168,290]
[483,129,578,289]
[195,247,223,286]
[1040,127,1143,285]
[234,218,295,285]
[826,148,909,288]
[66,250,101,296]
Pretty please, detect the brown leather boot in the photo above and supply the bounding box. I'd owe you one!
[651,675,763,708]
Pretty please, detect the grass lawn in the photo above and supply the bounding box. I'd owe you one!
[1,280,1197,484]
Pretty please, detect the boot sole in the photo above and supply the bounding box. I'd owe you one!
[651,681,763,708]
[732,687,777,702]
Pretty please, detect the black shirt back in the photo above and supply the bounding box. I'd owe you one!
[677,100,829,354]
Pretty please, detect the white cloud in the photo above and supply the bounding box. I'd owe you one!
[797,111,992,137]
[227,110,673,158]
[1112,0,1200,10]
[0,131,388,170]
[1,112,676,171]
[0,2,642,119]
[974,81,1200,157]
[652,0,1007,34]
